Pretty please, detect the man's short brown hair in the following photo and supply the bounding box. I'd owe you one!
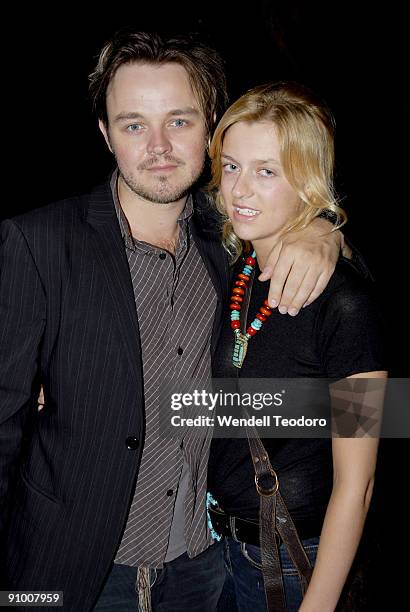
[89,29,228,137]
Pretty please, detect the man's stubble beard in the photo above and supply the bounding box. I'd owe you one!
[118,156,206,205]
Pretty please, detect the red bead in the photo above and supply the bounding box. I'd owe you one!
[260,307,272,316]
[238,274,250,282]
[230,304,241,311]
[230,295,243,303]
[264,299,272,309]
[230,320,241,329]
[256,313,267,322]
[235,280,247,288]
[247,326,257,336]
[233,287,245,295]
[245,257,256,266]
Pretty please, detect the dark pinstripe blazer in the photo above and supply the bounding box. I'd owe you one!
[0,180,230,611]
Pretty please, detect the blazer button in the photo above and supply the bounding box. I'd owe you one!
[125,436,139,450]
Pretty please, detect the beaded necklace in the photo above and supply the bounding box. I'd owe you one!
[230,251,273,368]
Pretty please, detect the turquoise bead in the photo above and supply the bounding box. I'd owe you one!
[251,319,262,330]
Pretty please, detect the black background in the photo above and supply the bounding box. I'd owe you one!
[4,2,408,606]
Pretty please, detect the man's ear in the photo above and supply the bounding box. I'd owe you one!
[98,119,113,153]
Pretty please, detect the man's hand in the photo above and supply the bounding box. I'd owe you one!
[38,386,45,411]
[259,218,343,316]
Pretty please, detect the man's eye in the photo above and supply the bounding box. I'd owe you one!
[127,124,143,132]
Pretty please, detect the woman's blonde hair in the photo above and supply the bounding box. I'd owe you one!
[208,81,347,261]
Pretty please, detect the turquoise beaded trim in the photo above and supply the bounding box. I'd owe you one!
[206,492,222,541]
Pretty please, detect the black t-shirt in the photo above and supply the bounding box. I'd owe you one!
[207,257,386,534]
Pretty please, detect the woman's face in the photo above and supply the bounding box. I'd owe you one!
[220,120,301,249]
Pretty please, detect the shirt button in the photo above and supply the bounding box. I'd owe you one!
[166,489,174,497]
[125,436,139,450]
[159,253,166,260]
[177,347,183,355]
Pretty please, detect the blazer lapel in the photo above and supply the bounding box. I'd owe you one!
[85,182,143,384]
[85,184,231,369]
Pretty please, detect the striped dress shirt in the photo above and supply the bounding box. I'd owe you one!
[111,172,217,567]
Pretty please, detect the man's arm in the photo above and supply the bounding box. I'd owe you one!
[0,219,46,534]
[259,218,343,315]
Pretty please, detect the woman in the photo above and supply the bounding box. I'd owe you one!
[206,82,387,612]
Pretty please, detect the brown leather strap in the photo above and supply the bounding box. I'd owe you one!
[247,429,313,611]
[238,269,313,609]
[259,491,287,611]
[275,494,312,593]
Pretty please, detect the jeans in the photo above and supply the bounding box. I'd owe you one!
[217,536,319,612]
[93,541,225,611]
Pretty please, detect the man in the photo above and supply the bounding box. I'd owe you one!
[0,30,343,611]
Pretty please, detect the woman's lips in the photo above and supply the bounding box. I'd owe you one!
[231,205,261,221]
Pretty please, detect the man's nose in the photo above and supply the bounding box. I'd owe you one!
[146,128,171,155]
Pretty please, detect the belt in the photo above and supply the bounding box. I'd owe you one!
[208,505,320,548]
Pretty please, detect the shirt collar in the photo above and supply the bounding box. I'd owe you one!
[110,169,193,251]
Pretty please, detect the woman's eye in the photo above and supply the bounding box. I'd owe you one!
[223,163,239,173]
[259,168,275,177]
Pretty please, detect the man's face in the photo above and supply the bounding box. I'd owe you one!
[99,62,207,205]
